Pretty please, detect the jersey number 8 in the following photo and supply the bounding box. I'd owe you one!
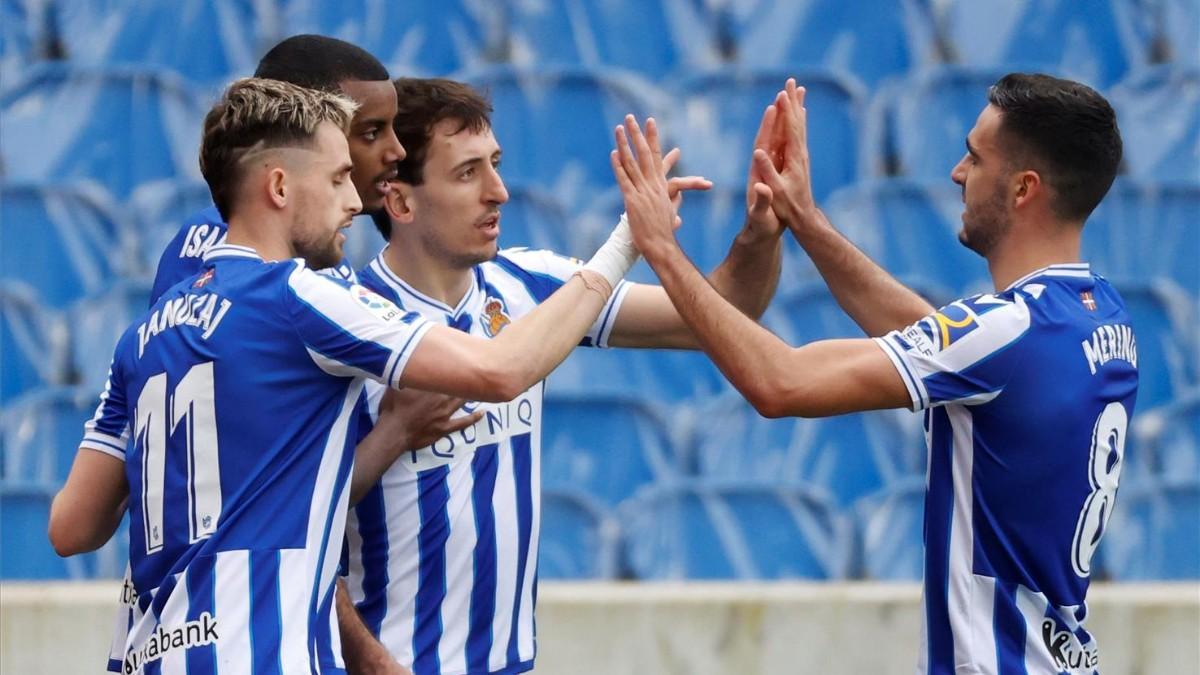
[1071,401,1127,578]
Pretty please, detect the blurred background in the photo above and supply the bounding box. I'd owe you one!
[0,0,1197,672]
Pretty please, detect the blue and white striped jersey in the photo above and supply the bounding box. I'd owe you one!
[82,244,433,674]
[874,263,1138,675]
[150,207,355,306]
[343,247,631,675]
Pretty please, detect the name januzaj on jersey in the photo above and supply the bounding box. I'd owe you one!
[1081,323,1137,375]
[137,293,233,358]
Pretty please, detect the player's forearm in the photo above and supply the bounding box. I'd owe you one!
[480,272,610,398]
[348,423,408,506]
[709,218,784,320]
[788,208,934,336]
[642,242,800,415]
[337,580,409,675]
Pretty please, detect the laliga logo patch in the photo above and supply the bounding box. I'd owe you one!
[352,285,402,322]
[481,296,511,337]
[932,302,979,349]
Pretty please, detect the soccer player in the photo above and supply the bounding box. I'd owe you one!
[340,78,787,675]
[616,75,1136,674]
[150,33,406,301]
[48,77,645,674]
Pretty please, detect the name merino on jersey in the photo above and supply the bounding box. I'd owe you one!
[344,247,631,675]
[873,264,1137,675]
[85,244,433,674]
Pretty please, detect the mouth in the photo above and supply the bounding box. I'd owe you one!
[477,212,500,239]
[374,169,399,196]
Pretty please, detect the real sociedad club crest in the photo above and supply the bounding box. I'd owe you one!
[481,296,511,337]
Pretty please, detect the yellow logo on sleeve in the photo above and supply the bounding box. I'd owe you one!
[932,303,979,349]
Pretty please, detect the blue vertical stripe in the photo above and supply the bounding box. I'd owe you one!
[354,484,391,637]
[466,443,501,671]
[993,580,1028,675]
[184,565,217,675]
[413,466,451,675]
[924,408,956,673]
[506,433,535,667]
[250,550,284,675]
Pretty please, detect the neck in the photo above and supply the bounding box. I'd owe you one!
[224,211,293,262]
[382,236,474,308]
[987,219,1083,291]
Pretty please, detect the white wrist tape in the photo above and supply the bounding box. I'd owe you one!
[581,213,640,289]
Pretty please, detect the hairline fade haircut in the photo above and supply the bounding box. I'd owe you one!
[199,77,360,221]
[372,78,494,240]
[254,34,390,93]
[986,72,1123,223]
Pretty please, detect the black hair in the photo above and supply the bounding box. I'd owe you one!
[371,78,494,239]
[254,34,390,93]
[986,73,1123,222]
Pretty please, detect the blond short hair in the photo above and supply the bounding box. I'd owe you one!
[199,77,360,220]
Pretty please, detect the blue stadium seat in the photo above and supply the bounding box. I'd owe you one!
[936,0,1143,86]
[1132,388,1200,478]
[1107,66,1200,182]
[1143,0,1199,66]
[463,66,662,201]
[0,182,137,307]
[724,0,939,87]
[890,66,1022,180]
[1109,279,1197,411]
[542,393,683,507]
[821,179,986,296]
[672,68,864,201]
[0,480,128,579]
[539,488,619,579]
[547,346,730,404]
[0,63,207,199]
[69,279,154,391]
[55,0,271,84]
[506,0,719,81]
[1103,476,1200,579]
[284,0,503,76]
[129,180,216,273]
[620,480,852,580]
[0,282,69,403]
[1085,181,1200,296]
[496,183,577,256]
[853,476,926,580]
[0,386,100,484]
[691,392,924,506]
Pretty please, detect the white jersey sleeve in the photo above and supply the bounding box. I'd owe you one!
[285,265,434,389]
[874,293,1032,411]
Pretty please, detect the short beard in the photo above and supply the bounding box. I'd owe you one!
[294,234,342,270]
[958,190,1012,257]
[422,230,497,270]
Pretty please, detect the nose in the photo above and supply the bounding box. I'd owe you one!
[485,165,508,205]
[383,126,405,163]
[950,155,967,185]
[347,184,363,215]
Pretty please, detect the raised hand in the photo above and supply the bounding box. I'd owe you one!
[377,387,482,452]
[751,79,818,229]
[744,103,784,238]
[610,115,679,259]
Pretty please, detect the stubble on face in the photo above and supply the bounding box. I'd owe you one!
[959,173,1013,258]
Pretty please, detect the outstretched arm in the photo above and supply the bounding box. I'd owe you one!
[615,114,909,418]
[758,80,933,336]
[337,580,411,675]
[400,219,639,402]
[609,107,785,349]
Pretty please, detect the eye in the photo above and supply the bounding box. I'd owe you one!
[460,167,476,180]
[363,128,379,142]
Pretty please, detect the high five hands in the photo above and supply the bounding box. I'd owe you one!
[613,79,817,259]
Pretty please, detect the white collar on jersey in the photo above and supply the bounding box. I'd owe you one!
[203,244,262,262]
[1004,262,1091,291]
[369,247,481,317]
